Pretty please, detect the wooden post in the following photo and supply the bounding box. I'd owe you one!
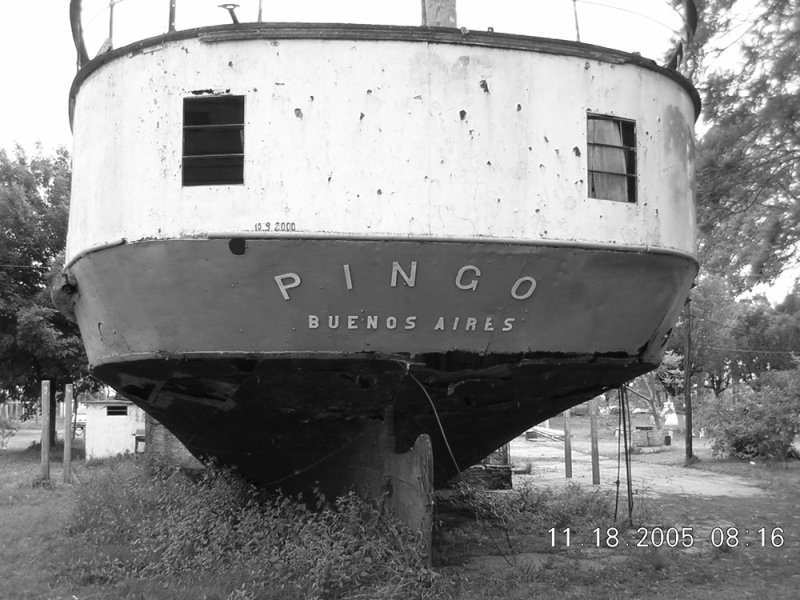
[684,298,693,462]
[589,397,600,484]
[63,384,74,484]
[563,408,572,478]
[40,380,51,481]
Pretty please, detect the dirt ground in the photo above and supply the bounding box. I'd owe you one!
[2,416,799,599]
[442,414,800,599]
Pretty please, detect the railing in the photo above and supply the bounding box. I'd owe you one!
[71,0,696,72]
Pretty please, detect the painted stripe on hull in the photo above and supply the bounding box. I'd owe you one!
[69,238,696,366]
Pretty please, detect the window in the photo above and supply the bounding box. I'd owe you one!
[587,114,636,203]
[106,405,128,416]
[183,95,244,186]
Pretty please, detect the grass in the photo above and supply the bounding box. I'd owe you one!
[1,429,799,600]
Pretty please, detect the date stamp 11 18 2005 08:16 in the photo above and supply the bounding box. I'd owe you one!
[549,526,786,549]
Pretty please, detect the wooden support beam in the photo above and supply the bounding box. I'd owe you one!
[563,408,572,478]
[63,384,74,484]
[589,397,600,484]
[40,381,51,481]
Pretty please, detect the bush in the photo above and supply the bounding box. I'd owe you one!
[449,480,614,532]
[69,456,440,599]
[0,417,20,449]
[698,381,800,460]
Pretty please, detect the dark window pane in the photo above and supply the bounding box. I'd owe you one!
[184,96,244,126]
[183,155,244,186]
[184,126,244,157]
[183,95,245,186]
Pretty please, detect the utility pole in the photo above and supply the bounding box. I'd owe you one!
[684,297,693,463]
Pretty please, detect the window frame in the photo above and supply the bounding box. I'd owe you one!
[182,95,245,187]
[586,113,637,204]
[106,405,129,417]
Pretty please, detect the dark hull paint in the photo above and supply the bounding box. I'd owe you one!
[68,238,696,488]
[93,353,652,490]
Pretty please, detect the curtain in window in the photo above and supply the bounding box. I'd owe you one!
[588,119,628,202]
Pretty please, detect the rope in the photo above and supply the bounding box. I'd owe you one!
[407,371,461,475]
[613,385,635,525]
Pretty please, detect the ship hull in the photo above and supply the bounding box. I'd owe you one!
[69,237,696,488]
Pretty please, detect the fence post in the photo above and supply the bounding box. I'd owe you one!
[563,408,572,478]
[40,380,51,481]
[589,397,600,484]
[63,384,74,484]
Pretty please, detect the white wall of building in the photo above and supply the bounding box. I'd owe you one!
[85,401,145,459]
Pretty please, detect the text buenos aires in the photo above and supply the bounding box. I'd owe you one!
[272,261,536,332]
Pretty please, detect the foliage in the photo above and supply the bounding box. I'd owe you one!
[0,417,20,450]
[69,457,440,600]
[656,350,685,399]
[0,146,94,420]
[697,378,800,460]
[449,480,614,532]
[665,275,800,396]
[627,373,665,429]
[690,0,800,289]
[627,351,685,427]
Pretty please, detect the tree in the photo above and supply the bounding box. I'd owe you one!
[698,373,800,460]
[627,372,665,430]
[667,275,742,396]
[666,274,800,399]
[690,0,800,290]
[0,145,91,443]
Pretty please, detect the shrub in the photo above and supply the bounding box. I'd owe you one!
[69,456,440,599]
[698,381,800,460]
[449,480,614,532]
[0,417,20,449]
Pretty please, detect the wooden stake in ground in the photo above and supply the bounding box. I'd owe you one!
[589,397,600,484]
[40,380,51,481]
[684,298,693,463]
[564,408,572,478]
[63,384,73,484]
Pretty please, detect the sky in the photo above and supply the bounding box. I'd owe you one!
[0,1,76,156]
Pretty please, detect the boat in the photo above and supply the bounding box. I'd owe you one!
[57,0,699,514]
